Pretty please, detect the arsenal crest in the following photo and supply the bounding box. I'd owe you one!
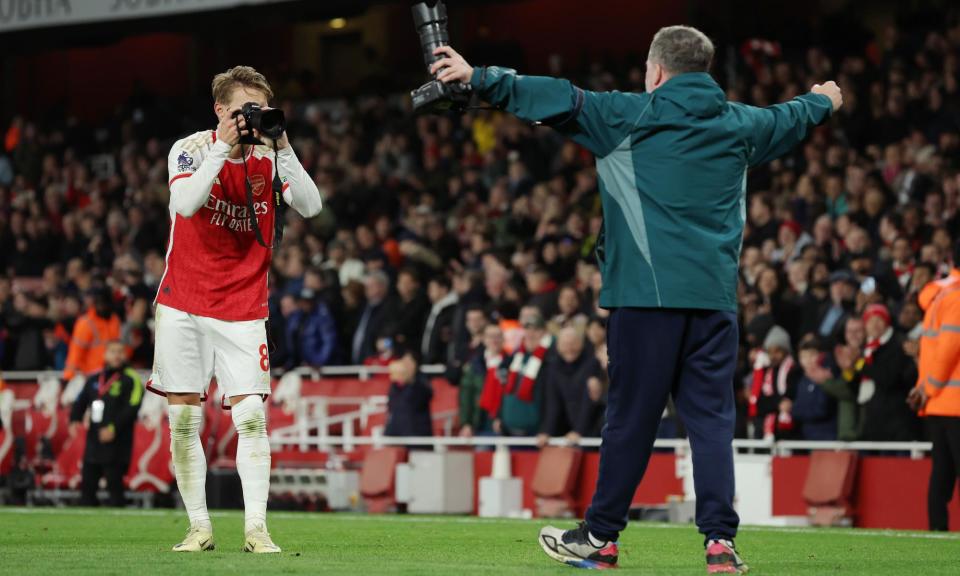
[249,174,266,196]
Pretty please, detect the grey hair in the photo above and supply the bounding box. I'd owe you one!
[648,25,714,74]
[365,269,390,287]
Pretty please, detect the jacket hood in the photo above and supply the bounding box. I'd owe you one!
[653,72,726,118]
[919,270,960,311]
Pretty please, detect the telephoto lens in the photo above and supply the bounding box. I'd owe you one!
[409,0,471,114]
[412,0,450,70]
[241,102,286,140]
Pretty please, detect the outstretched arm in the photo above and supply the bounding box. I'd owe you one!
[431,46,645,158]
[741,82,841,167]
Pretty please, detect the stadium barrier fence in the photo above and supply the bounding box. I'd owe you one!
[2,367,934,458]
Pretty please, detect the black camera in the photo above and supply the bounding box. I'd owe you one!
[232,102,286,145]
[410,1,471,114]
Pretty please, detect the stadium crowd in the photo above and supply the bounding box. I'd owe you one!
[2,17,960,443]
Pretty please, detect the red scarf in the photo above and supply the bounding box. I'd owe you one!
[506,335,552,402]
[478,350,506,418]
[893,261,914,289]
[863,327,892,366]
[748,352,794,418]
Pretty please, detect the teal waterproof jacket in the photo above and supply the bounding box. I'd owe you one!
[471,68,833,312]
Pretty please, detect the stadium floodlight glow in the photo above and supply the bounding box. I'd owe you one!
[410,0,471,114]
[329,18,347,29]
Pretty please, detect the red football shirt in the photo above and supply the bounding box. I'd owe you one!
[158,130,285,321]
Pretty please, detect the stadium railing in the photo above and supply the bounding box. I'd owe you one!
[266,433,933,458]
[0,364,449,383]
[2,367,934,459]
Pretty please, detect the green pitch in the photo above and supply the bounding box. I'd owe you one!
[1,508,958,575]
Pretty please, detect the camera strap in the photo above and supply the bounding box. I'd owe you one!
[237,117,285,249]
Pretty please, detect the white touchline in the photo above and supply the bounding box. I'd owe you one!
[2,508,958,541]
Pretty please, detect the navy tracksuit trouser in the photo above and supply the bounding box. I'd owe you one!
[585,308,740,542]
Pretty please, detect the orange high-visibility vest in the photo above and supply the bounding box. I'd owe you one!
[62,308,121,381]
[917,269,960,417]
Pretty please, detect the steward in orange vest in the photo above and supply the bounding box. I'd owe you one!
[912,262,960,531]
[63,289,121,382]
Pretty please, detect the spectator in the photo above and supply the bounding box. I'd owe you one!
[812,270,858,346]
[51,292,81,370]
[283,289,337,370]
[69,340,142,507]
[384,351,433,438]
[548,285,589,335]
[818,317,866,441]
[63,287,121,381]
[446,303,488,384]
[391,267,430,349]
[746,193,780,247]
[858,304,921,441]
[420,276,458,364]
[537,327,605,446]
[494,311,553,437]
[350,270,397,365]
[585,316,606,352]
[792,335,838,440]
[461,323,505,438]
[6,292,52,370]
[525,266,558,319]
[748,325,800,439]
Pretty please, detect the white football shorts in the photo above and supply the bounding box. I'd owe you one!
[147,303,272,402]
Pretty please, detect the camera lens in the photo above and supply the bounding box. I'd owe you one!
[412,1,450,69]
[259,109,286,139]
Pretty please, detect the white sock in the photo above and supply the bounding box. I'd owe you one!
[232,396,271,533]
[588,531,607,547]
[168,404,211,531]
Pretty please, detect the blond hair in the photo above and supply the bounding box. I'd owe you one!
[211,65,274,104]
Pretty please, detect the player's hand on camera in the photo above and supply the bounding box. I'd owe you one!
[811,81,843,112]
[431,46,474,84]
[217,111,246,146]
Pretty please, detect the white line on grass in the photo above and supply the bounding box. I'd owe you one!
[3,507,959,541]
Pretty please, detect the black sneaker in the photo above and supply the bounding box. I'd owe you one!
[538,521,619,570]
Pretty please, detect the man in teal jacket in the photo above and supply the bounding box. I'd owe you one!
[432,25,841,574]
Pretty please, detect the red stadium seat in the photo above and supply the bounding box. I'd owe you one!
[205,379,239,468]
[532,447,583,518]
[267,404,296,430]
[22,410,46,462]
[9,382,39,402]
[0,428,12,476]
[39,425,86,489]
[429,378,459,413]
[202,390,227,462]
[803,450,858,526]
[210,417,238,468]
[359,447,407,513]
[429,378,459,435]
[46,409,73,458]
[126,420,173,493]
